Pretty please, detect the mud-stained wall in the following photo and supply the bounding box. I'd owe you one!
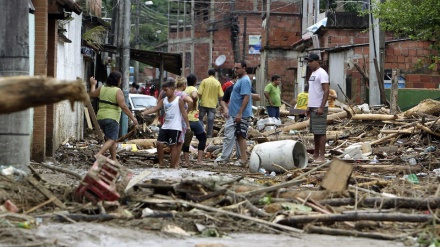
[54,13,84,151]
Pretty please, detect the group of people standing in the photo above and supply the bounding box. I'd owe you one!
[90,54,335,167]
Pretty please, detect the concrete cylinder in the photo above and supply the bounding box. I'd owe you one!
[249,140,308,173]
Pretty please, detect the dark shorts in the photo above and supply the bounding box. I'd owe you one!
[98,119,119,140]
[157,129,181,145]
[235,117,251,139]
[309,107,328,135]
[189,120,205,135]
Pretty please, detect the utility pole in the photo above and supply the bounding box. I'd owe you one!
[134,0,140,85]
[117,0,131,136]
[182,1,186,76]
[190,0,195,73]
[0,0,31,172]
[368,0,381,106]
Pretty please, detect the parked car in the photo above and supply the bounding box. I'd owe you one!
[128,94,157,125]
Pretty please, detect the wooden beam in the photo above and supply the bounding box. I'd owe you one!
[27,176,66,209]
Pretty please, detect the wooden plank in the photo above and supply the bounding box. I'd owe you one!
[27,176,66,209]
[84,106,93,129]
[321,158,353,192]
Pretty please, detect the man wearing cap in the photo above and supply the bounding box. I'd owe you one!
[304,53,329,164]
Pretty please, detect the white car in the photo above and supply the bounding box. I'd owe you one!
[128,93,157,112]
[128,94,158,125]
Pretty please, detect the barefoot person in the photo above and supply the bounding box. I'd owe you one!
[89,71,139,161]
[183,74,208,166]
[304,53,329,164]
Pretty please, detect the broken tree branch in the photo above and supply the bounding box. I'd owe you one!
[305,225,407,241]
[278,212,435,225]
[240,178,307,197]
[35,161,82,180]
[318,197,440,210]
[141,198,303,233]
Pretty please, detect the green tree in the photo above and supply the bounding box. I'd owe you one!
[372,0,440,41]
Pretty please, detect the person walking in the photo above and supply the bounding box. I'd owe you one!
[141,80,190,168]
[198,69,224,138]
[174,76,193,162]
[304,53,330,164]
[264,74,282,119]
[183,74,208,166]
[89,71,139,161]
[215,73,260,165]
[215,60,253,167]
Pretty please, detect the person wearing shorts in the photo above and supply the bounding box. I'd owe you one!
[304,53,330,164]
[215,60,253,167]
[183,74,208,166]
[89,71,139,161]
[141,80,190,168]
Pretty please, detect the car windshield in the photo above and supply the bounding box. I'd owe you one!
[131,96,156,108]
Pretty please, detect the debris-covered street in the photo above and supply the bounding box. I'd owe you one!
[1,100,439,247]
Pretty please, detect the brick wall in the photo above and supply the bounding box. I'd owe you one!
[320,29,440,103]
[32,0,48,162]
[267,51,298,102]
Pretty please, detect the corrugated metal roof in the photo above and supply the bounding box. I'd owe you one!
[101,45,182,75]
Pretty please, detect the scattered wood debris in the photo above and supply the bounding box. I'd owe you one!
[1,99,440,245]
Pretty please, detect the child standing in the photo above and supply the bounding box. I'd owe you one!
[141,80,190,168]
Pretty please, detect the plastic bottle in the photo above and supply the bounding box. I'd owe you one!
[424,146,436,153]
[408,158,417,166]
[17,221,33,229]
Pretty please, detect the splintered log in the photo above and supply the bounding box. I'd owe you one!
[402,99,440,118]
[416,123,440,137]
[318,197,440,210]
[0,76,88,114]
[350,114,398,121]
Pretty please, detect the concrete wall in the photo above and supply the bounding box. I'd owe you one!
[55,13,85,150]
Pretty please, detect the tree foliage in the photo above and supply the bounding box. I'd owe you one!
[372,0,440,42]
[101,0,169,50]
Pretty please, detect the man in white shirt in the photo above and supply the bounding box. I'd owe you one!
[304,53,329,164]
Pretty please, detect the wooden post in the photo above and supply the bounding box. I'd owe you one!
[390,69,399,114]
[373,58,387,105]
[84,97,104,142]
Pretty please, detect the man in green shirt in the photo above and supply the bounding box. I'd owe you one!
[264,74,282,118]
